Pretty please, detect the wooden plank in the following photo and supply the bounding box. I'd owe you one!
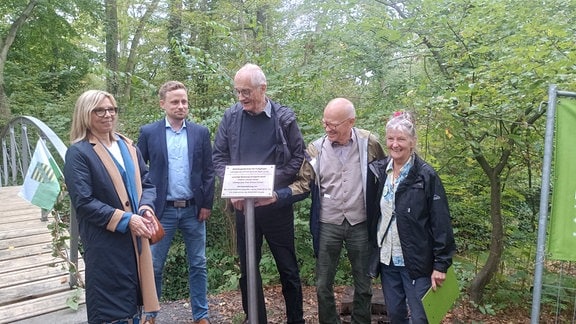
[0,270,81,305]
[2,207,41,215]
[0,186,86,323]
[0,289,86,324]
[1,214,46,221]
[0,187,41,214]
[0,248,83,275]
[0,227,49,240]
[0,186,23,195]
[0,222,47,234]
[0,219,50,232]
[10,304,87,324]
[0,233,52,250]
[2,202,40,212]
[2,212,45,222]
[0,189,35,206]
[0,253,64,274]
[2,201,39,211]
[0,263,84,290]
[0,242,54,261]
[0,191,21,202]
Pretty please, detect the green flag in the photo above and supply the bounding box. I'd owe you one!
[18,139,62,211]
[548,99,576,261]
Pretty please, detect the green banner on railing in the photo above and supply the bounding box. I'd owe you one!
[549,99,576,261]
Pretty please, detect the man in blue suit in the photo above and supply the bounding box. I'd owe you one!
[137,81,215,324]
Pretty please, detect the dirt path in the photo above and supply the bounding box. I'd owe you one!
[155,285,534,324]
[155,285,324,323]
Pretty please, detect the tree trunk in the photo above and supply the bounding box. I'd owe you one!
[0,0,39,123]
[105,0,119,97]
[0,83,8,126]
[122,0,161,100]
[168,0,186,81]
[468,171,504,302]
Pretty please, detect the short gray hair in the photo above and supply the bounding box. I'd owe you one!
[236,63,267,87]
[386,111,416,139]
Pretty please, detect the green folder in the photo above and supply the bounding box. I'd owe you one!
[422,266,460,324]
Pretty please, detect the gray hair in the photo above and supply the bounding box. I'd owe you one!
[386,111,416,139]
[236,63,267,87]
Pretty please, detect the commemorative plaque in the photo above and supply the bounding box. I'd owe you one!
[221,165,275,198]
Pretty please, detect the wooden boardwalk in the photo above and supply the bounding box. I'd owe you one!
[0,186,86,324]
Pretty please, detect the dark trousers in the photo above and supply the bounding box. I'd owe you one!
[379,263,431,324]
[236,205,305,324]
[316,220,372,323]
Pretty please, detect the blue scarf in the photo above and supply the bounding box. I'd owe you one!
[107,138,139,211]
[106,137,142,253]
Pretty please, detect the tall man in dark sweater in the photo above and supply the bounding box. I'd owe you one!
[213,63,306,324]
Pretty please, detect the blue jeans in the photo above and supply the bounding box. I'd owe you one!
[379,263,431,324]
[151,204,208,321]
[316,220,372,324]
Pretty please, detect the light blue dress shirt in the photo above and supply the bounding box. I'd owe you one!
[165,118,193,200]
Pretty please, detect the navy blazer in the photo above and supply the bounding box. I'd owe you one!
[137,119,215,218]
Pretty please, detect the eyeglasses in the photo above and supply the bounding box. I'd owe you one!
[321,118,351,130]
[233,88,253,98]
[93,107,118,117]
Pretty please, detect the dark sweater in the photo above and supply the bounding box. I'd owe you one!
[239,110,276,165]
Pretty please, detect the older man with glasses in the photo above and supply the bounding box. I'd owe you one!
[265,98,385,323]
[213,63,306,324]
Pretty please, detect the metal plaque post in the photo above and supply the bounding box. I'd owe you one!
[244,198,258,324]
[220,165,275,324]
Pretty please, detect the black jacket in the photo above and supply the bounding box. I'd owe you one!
[212,99,305,189]
[367,154,456,279]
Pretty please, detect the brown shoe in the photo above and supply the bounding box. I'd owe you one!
[143,318,155,324]
[195,319,210,324]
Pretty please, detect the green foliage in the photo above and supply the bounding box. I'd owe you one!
[47,190,86,313]
[206,247,240,293]
[294,200,316,286]
[455,250,576,320]
[160,232,190,301]
[259,248,279,286]
[66,287,85,311]
[5,1,96,99]
[540,271,576,315]
[456,244,540,311]
[205,190,240,293]
[470,300,496,316]
[231,313,247,324]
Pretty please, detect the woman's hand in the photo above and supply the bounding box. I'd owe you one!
[140,209,159,234]
[430,270,446,291]
[129,214,153,238]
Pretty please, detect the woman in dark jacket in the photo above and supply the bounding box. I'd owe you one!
[367,111,456,324]
[64,90,160,324]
